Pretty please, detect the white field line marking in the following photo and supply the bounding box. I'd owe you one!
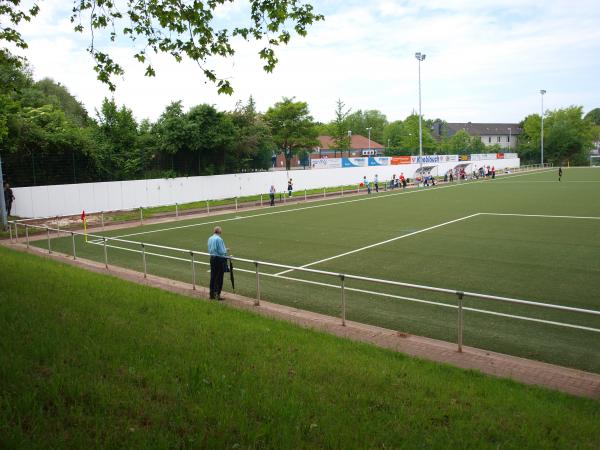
[481,213,600,220]
[274,213,482,276]
[105,168,553,240]
[87,240,600,333]
[105,183,458,239]
[492,180,600,184]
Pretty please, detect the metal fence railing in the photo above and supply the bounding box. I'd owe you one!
[8,217,599,355]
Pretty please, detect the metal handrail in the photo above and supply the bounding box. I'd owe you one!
[10,220,600,352]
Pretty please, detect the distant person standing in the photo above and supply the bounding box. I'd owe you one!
[400,173,406,188]
[271,152,277,168]
[363,176,371,194]
[374,174,379,193]
[4,182,14,216]
[269,185,276,206]
[287,179,293,197]
[207,226,228,300]
[558,167,563,182]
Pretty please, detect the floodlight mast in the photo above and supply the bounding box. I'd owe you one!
[415,52,426,184]
[366,127,372,153]
[347,130,352,157]
[540,89,546,165]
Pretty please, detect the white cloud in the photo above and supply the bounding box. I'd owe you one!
[12,0,600,124]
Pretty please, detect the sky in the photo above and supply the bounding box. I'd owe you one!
[12,0,600,124]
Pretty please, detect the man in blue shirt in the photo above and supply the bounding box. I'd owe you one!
[207,226,228,300]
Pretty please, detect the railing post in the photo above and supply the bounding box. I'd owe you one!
[139,207,143,226]
[457,291,464,352]
[141,243,147,278]
[175,203,179,219]
[9,222,13,242]
[47,227,51,254]
[190,251,196,290]
[71,232,76,259]
[254,261,260,306]
[260,194,263,207]
[357,184,360,194]
[235,197,238,211]
[103,238,108,269]
[56,216,60,236]
[206,201,210,215]
[101,211,105,231]
[304,189,307,201]
[283,193,287,204]
[341,186,344,197]
[323,187,326,198]
[25,224,29,248]
[15,222,18,241]
[340,274,346,326]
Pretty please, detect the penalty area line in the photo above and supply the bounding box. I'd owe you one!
[274,213,482,276]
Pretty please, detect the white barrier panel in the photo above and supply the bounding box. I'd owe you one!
[11,158,520,217]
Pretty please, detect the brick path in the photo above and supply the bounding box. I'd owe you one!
[4,241,599,400]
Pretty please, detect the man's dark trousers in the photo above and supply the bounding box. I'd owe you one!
[210,256,225,299]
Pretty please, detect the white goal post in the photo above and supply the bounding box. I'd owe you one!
[590,155,600,167]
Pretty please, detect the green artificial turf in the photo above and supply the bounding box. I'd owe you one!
[1,245,599,449]
[28,168,600,372]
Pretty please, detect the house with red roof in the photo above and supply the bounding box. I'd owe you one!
[312,135,385,159]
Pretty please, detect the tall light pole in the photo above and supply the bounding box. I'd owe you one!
[540,89,546,166]
[415,52,426,184]
[366,127,372,154]
[348,130,352,157]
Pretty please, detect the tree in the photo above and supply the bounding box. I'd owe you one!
[228,97,274,171]
[518,107,599,165]
[185,104,235,175]
[94,98,141,179]
[584,108,600,125]
[330,99,351,157]
[152,101,189,173]
[400,114,437,154]
[33,78,90,127]
[345,109,388,144]
[1,1,323,93]
[264,97,317,170]
[446,129,471,154]
[382,121,403,154]
[544,107,599,165]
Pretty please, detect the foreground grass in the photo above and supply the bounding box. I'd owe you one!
[1,246,599,449]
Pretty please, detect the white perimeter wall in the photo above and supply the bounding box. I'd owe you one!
[12,158,520,218]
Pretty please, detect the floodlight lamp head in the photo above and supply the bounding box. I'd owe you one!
[540,89,546,95]
[415,52,426,61]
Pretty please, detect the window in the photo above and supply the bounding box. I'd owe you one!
[488,137,491,143]
[507,135,510,142]
[497,136,501,142]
